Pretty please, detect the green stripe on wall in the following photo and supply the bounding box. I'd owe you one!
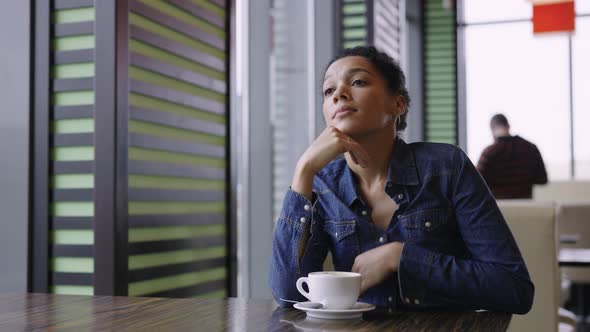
[343,16,366,26]
[52,63,95,79]
[129,92,225,124]
[53,119,94,133]
[52,257,94,273]
[343,41,365,49]
[129,174,225,190]
[139,0,226,38]
[190,0,226,18]
[342,3,366,15]
[343,28,366,39]
[129,66,225,102]
[129,246,226,270]
[130,39,225,81]
[53,147,94,161]
[52,7,95,24]
[52,91,94,106]
[53,174,95,189]
[52,202,94,217]
[130,13,225,60]
[128,267,226,296]
[129,147,225,168]
[129,224,225,242]
[424,0,456,144]
[196,289,226,299]
[128,201,225,215]
[52,286,94,295]
[53,230,94,245]
[129,120,225,146]
[52,35,95,51]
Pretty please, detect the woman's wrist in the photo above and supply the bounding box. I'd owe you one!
[291,161,316,200]
[390,242,404,272]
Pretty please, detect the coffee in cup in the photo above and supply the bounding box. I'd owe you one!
[295,271,361,310]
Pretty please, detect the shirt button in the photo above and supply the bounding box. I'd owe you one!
[425,221,432,228]
[300,217,306,223]
[379,237,385,243]
[405,297,410,303]
[361,210,368,216]
[397,194,404,199]
[386,182,393,188]
[304,205,310,211]
[388,296,393,302]
[414,299,420,305]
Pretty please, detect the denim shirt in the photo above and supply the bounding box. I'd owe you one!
[269,139,534,314]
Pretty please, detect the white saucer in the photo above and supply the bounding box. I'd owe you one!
[293,302,376,320]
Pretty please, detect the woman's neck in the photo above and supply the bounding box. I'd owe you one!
[345,129,396,191]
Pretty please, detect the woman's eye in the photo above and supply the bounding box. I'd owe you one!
[352,79,366,86]
[323,88,334,96]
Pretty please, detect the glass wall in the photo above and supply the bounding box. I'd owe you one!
[573,17,590,179]
[462,1,590,180]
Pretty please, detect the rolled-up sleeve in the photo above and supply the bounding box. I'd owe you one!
[398,148,534,314]
[269,189,329,307]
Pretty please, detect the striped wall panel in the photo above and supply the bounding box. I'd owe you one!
[424,0,457,144]
[339,0,370,50]
[50,0,96,296]
[271,0,289,222]
[126,0,228,298]
[337,0,403,63]
[373,0,402,61]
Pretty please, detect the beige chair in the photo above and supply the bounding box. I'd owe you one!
[498,200,576,332]
[534,182,590,202]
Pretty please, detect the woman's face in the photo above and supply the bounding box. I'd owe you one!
[322,56,401,139]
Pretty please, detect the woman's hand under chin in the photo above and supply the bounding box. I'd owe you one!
[297,125,370,174]
[291,126,371,200]
[351,242,404,295]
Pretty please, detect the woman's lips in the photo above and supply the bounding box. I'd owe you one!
[333,107,357,119]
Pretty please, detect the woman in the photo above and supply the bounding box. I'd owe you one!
[269,46,533,314]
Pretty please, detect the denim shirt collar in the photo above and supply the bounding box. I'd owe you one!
[338,138,419,207]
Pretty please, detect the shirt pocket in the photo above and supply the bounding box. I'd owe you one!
[399,208,452,244]
[323,220,359,271]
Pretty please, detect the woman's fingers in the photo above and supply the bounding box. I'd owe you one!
[322,126,371,168]
[344,140,370,168]
[349,151,361,166]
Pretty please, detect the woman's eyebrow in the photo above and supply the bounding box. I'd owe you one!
[346,68,372,76]
[323,67,372,83]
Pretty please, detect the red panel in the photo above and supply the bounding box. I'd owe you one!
[533,2,575,33]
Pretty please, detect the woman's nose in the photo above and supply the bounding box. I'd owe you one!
[332,87,350,103]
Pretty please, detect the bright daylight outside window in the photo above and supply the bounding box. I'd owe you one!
[463,0,590,180]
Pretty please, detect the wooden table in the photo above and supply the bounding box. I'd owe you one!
[560,248,590,325]
[0,293,512,331]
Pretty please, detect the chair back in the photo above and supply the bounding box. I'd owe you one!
[534,181,590,202]
[498,200,559,332]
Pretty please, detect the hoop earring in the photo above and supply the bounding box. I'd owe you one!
[396,115,402,126]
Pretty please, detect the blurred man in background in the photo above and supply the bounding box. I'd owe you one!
[477,114,547,199]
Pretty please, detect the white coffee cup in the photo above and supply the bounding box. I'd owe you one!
[295,271,361,310]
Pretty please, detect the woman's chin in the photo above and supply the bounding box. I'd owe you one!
[332,122,358,135]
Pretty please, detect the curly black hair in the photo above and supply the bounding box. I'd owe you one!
[325,46,411,131]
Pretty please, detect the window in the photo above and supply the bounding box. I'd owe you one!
[463,0,531,24]
[573,17,590,178]
[463,1,590,180]
[464,22,571,180]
